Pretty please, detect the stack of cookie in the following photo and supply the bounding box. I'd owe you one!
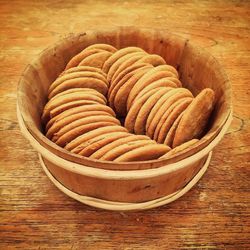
[42,43,215,162]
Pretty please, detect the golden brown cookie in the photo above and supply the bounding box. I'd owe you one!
[164,112,184,146]
[127,66,178,110]
[100,139,156,161]
[65,48,105,70]
[114,144,171,162]
[84,44,117,53]
[172,88,215,147]
[112,66,152,116]
[102,47,145,74]
[46,103,115,131]
[134,87,172,135]
[146,88,193,138]
[107,51,147,83]
[78,132,130,157]
[157,97,193,143]
[78,51,112,69]
[111,52,146,83]
[42,89,106,121]
[48,77,108,99]
[137,54,166,66]
[46,110,114,139]
[160,139,199,159]
[65,125,128,152]
[60,66,107,78]
[89,134,150,160]
[49,70,108,95]
[124,88,161,133]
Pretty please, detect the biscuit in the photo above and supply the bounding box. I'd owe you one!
[114,144,171,162]
[65,48,105,70]
[111,52,146,83]
[107,51,147,83]
[160,139,199,159]
[55,122,119,147]
[79,51,112,69]
[65,125,128,152]
[127,66,178,110]
[164,112,184,146]
[157,97,193,143]
[137,54,166,66]
[60,66,107,78]
[134,87,172,135]
[124,87,161,133]
[102,47,145,74]
[89,134,150,160]
[48,77,108,99]
[46,110,114,139]
[172,88,215,147]
[46,104,115,131]
[49,70,108,94]
[112,66,152,116]
[100,139,156,161]
[83,44,117,53]
[146,88,193,138]
[78,132,130,157]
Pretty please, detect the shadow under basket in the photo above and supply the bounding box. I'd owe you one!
[17,27,232,211]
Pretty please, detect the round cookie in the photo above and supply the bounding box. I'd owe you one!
[112,66,152,116]
[65,126,128,152]
[48,77,108,99]
[146,88,193,138]
[89,134,150,160]
[160,139,199,159]
[137,54,166,66]
[127,66,177,110]
[156,97,193,143]
[102,47,145,74]
[114,144,171,162]
[78,132,131,157]
[100,139,156,161]
[48,70,108,95]
[55,122,119,147]
[65,48,105,70]
[172,88,215,147]
[46,110,114,139]
[111,52,146,83]
[46,104,115,131]
[134,87,172,135]
[83,44,117,53]
[78,51,112,69]
[60,66,107,78]
[124,87,161,133]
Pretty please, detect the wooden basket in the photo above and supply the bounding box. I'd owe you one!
[17,27,232,211]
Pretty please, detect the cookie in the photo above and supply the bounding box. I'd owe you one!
[157,97,193,143]
[46,110,114,139]
[65,48,105,70]
[78,51,112,69]
[134,87,172,135]
[133,77,178,104]
[46,103,115,131]
[111,52,146,83]
[65,125,128,152]
[172,88,215,147]
[124,87,161,133]
[102,47,145,74]
[49,71,108,96]
[83,44,117,53]
[89,134,150,160]
[146,88,193,138]
[114,144,171,162]
[112,66,152,116]
[78,132,130,157]
[137,54,166,66]
[60,66,107,78]
[100,139,156,161]
[160,139,199,159]
[127,66,178,110]
[48,77,108,99]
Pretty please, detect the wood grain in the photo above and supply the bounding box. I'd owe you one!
[0,0,249,249]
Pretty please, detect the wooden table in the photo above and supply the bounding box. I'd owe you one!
[0,0,249,249]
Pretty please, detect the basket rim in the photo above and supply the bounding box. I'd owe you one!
[17,27,233,170]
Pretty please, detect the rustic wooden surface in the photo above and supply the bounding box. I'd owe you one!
[0,0,249,249]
